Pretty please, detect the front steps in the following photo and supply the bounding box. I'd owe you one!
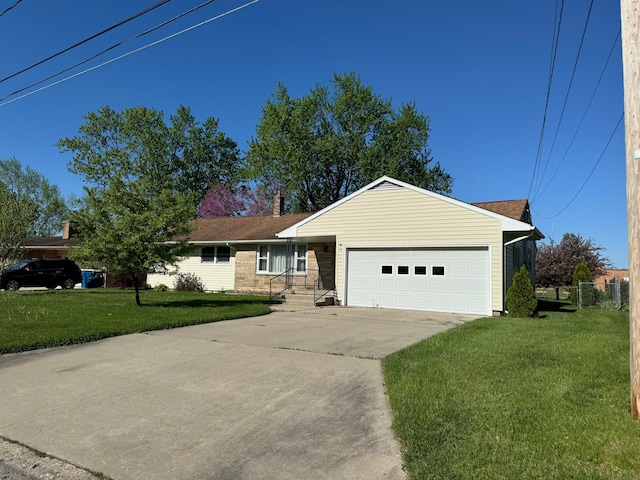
[270,289,336,310]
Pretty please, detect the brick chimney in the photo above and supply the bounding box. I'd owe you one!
[62,221,78,240]
[273,192,285,217]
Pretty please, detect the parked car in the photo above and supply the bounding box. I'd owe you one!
[0,259,82,291]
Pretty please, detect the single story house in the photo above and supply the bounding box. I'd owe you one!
[22,221,79,259]
[149,176,544,316]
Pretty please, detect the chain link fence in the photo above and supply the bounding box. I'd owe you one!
[578,280,629,309]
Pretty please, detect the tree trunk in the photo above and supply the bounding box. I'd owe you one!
[555,287,560,301]
[133,275,141,306]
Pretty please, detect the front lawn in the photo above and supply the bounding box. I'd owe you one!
[382,302,640,479]
[0,289,271,354]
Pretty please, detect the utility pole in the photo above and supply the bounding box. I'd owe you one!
[621,0,640,419]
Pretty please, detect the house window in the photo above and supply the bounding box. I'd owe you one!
[295,245,307,272]
[432,266,445,276]
[201,246,232,264]
[257,244,308,274]
[381,265,393,274]
[217,246,231,264]
[398,266,409,275]
[201,247,216,262]
[415,266,427,275]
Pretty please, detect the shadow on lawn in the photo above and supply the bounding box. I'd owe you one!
[143,298,271,308]
[537,298,577,317]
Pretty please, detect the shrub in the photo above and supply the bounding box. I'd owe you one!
[570,260,592,304]
[599,299,622,311]
[506,265,537,317]
[173,272,205,292]
[153,284,168,292]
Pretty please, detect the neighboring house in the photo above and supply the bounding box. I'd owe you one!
[22,221,79,259]
[149,176,544,316]
[594,269,630,290]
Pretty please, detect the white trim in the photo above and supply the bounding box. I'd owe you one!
[277,175,539,238]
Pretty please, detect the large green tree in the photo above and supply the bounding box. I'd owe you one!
[0,157,68,236]
[0,181,35,269]
[245,72,453,212]
[58,105,238,305]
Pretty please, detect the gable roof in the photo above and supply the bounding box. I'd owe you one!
[184,213,313,243]
[472,199,530,222]
[278,176,543,239]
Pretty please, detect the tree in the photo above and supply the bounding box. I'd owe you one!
[535,233,610,300]
[0,182,35,269]
[198,182,281,218]
[58,105,237,305]
[506,265,538,317]
[0,157,68,236]
[571,260,593,305]
[198,183,246,218]
[245,72,453,213]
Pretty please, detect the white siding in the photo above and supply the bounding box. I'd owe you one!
[295,187,504,312]
[147,248,236,292]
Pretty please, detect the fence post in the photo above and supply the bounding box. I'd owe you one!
[578,280,583,309]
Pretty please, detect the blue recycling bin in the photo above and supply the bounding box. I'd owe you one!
[81,270,91,289]
[81,270,104,288]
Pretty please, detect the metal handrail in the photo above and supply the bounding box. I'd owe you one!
[269,268,321,302]
[313,278,335,306]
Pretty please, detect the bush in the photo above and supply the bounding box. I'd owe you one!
[173,272,205,292]
[153,284,168,292]
[570,260,592,304]
[506,265,537,318]
[599,299,622,311]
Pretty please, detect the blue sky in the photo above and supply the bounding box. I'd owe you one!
[0,0,627,267]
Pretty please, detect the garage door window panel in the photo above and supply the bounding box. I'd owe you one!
[432,266,445,276]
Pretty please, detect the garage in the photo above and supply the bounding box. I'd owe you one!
[345,247,491,315]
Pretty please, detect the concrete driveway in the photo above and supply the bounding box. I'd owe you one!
[0,306,475,480]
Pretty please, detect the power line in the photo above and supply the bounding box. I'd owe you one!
[0,0,23,18]
[532,27,621,203]
[0,0,219,104]
[0,0,260,108]
[0,0,172,84]
[532,0,594,201]
[527,0,564,201]
[534,112,624,219]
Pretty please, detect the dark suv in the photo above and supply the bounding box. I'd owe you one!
[1,259,82,291]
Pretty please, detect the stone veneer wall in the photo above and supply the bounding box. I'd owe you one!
[233,244,333,292]
[309,243,336,290]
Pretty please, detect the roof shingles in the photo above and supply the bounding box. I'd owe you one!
[184,213,313,242]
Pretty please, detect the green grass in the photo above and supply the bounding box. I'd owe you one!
[382,300,640,479]
[0,289,271,354]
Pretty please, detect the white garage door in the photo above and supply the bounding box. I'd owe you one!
[346,247,490,315]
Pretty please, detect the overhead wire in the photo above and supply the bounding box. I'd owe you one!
[0,0,261,108]
[527,0,564,201]
[532,27,621,203]
[0,0,172,84]
[534,112,624,219]
[0,0,23,18]
[531,0,594,201]
[0,0,219,103]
